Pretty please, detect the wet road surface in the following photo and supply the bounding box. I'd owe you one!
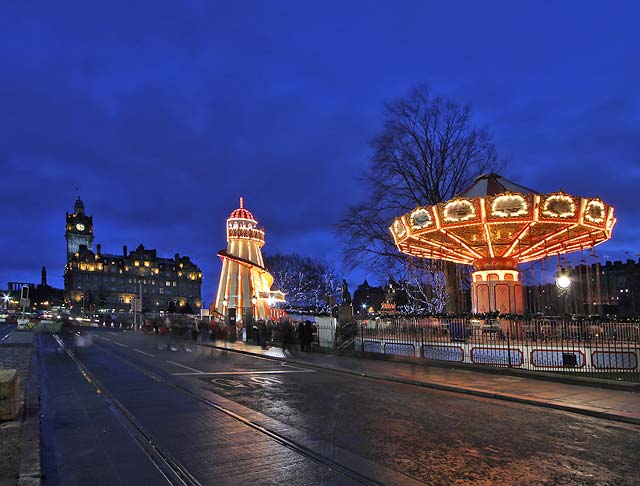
[0,323,16,342]
[38,328,640,485]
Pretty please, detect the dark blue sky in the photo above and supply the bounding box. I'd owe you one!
[1,1,639,305]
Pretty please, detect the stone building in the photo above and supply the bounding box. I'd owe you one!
[572,258,640,316]
[64,197,202,314]
[523,258,640,317]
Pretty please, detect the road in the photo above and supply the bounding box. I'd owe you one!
[38,327,640,485]
[0,322,16,342]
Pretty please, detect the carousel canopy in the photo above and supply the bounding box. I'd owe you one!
[457,173,537,198]
[390,174,616,267]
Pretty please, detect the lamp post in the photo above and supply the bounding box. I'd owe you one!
[556,267,572,316]
[2,294,9,310]
[249,295,258,342]
[556,267,572,290]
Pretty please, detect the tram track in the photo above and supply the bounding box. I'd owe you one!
[55,331,390,486]
[52,333,201,486]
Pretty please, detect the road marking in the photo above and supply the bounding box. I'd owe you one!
[114,341,128,348]
[166,360,202,373]
[281,363,312,371]
[100,336,112,342]
[172,369,316,376]
[134,348,155,357]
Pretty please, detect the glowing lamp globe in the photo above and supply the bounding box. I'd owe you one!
[556,275,571,289]
[390,174,616,314]
[556,269,572,290]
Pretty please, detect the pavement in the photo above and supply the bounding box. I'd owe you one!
[0,324,41,486]
[201,338,640,426]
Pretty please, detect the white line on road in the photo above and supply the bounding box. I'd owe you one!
[114,341,128,348]
[281,363,314,371]
[134,348,155,357]
[172,369,316,376]
[101,336,112,342]
[166,360,202,373]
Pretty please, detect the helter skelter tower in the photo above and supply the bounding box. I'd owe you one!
[213,197,284,323]
[390,174,616,314]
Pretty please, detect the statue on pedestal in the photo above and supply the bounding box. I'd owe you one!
[341,279,351,305]
[338,279,353,325]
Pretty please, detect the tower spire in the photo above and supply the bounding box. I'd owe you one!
[239,196,244,209]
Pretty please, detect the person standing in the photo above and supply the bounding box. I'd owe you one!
[191,320,199,341]
[279,317,293,355]
[164,317,173,350]
[257,320,267,349]
[296,321,304,351]
[199,320,208,343]
[303,320,314,352]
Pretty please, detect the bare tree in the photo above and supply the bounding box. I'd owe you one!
[264,253,341,313]
[398,258,447,314]
[338,84,501,312]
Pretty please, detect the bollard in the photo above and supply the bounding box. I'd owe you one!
[0,369,20,420]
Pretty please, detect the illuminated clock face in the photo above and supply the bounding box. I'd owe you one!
[76,223,85,231]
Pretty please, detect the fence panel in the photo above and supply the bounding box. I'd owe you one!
[354,317,640,382]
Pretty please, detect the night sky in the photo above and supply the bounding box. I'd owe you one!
[1,1,639,305]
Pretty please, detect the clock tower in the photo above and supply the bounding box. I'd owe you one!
[65,197,94,260]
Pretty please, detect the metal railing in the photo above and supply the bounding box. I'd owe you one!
[350,317,640,382]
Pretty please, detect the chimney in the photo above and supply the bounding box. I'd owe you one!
[96,244,101,255]
[41,267,47,286]
[123,245,128,257]
[175,253,180,261]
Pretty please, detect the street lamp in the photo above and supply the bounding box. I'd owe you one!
[248,295,258,343]
[556,268,572,290]
[2,293,10,309]
[556,267,572,315]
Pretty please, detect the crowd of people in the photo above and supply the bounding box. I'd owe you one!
[150,315,317,354]
[276,318,315,354]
